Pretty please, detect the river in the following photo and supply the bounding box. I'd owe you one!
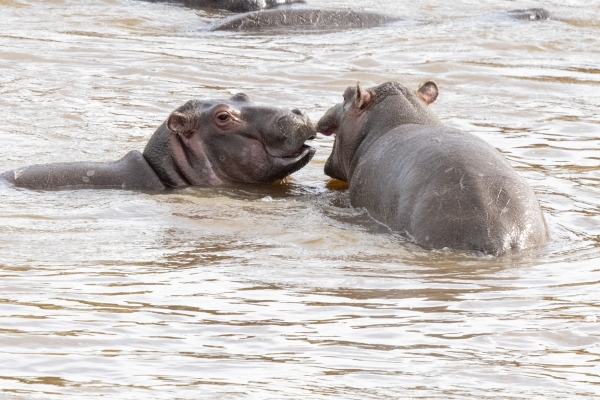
[0,0,599,398]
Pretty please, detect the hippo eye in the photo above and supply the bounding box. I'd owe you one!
[216,112,230,121]
[214,108,240,128]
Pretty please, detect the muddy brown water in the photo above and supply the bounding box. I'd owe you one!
[0,0,599,398]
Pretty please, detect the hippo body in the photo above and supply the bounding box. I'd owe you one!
[145,0,306,13]
[210,7,553,31]
[501,8,553,21]
[317,81,549,255]
[0,150,165,191]
[211,9,403,31]
[1,94,315,191]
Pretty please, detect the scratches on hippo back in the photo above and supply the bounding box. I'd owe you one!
[12,166,29,181]
[210,9,404,31]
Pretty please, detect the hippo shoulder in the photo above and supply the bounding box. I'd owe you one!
[357,125,515,182]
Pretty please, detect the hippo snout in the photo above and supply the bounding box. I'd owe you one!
[287,109,314,131]
[316,104,341,136]
[262,112,315,157]
[291,109,317,139]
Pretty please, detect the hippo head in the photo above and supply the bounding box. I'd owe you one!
[143,93,316,187]
[316,81,440,183]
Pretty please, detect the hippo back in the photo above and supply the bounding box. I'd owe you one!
[211,9,403,31]
[350,124,549,255]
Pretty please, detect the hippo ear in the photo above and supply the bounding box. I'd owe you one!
[354,83,371,110]
[416,80,438,105]
[167,111,195,136]
[229,93,252,103]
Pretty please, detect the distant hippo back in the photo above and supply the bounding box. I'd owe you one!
[502,8,553,21]
[211,9,403,31]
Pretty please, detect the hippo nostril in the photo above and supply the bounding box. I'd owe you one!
[291,108,303,116]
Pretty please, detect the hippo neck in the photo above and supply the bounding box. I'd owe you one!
[143,122,222,188]
[347,95,440,182]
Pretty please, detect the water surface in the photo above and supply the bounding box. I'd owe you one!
[0,0,599,398]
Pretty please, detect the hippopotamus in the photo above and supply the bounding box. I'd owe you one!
[211,9,403,31]
[210,7,554,31]
[1,94,315,190]
[500,8,553,21]
[316,81,550,255]
[144,0,306,13]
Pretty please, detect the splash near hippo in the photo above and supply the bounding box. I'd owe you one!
[1,94,315,190]
[317,81,550,255]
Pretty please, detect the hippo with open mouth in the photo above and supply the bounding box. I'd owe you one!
[1,93,316,190]
[317,81,550,255]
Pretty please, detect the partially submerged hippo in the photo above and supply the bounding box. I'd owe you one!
[317,81,550,255]
[144,0,306,13]
[1,94,315,190]
[500,8,553,21]
[211,9,403,31]
[210,7,555,31]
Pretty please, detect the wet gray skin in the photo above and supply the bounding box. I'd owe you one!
[501,8,553,21]
[211,9,403,30]
[0,94,316,190]
[142,0,305,13]
[210,8,554,31]
[316,81,550,255]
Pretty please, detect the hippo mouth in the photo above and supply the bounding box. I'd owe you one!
[266,140,314,161]
[282,144,313,159]
[270,143,316,180]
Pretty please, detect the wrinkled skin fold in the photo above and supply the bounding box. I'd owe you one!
[1,94,316,190]
[317,81,550,255]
